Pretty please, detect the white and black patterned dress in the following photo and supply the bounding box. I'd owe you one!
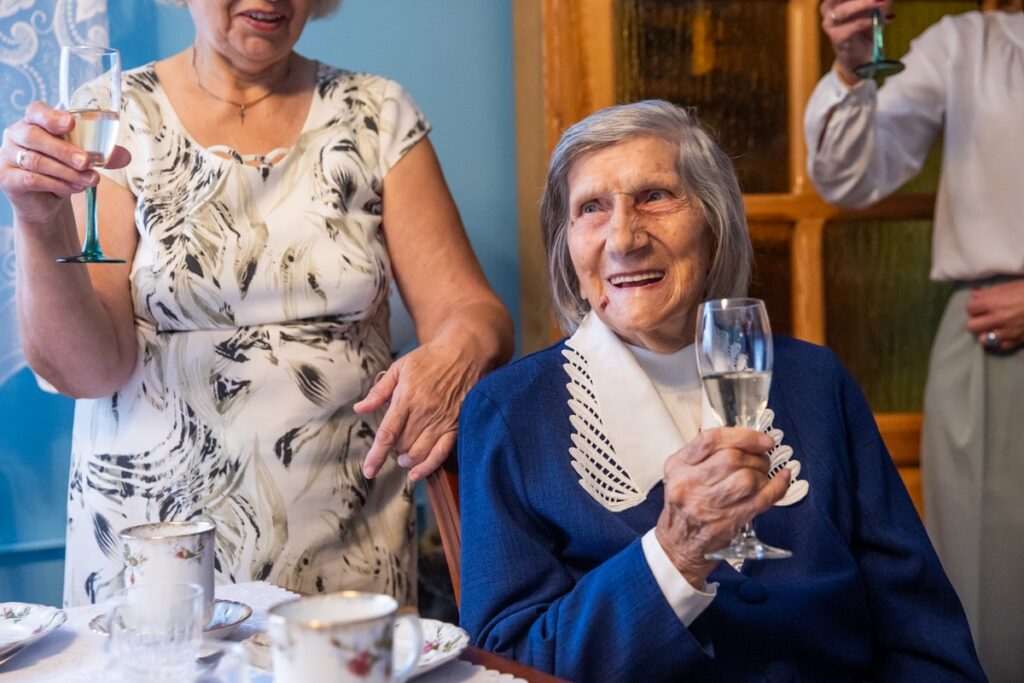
[63,63,428,607]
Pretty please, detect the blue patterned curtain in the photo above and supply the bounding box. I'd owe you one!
[1,0,109,605]
[1,0,109,386]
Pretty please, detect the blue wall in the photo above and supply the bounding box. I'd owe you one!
[0,0,517,605]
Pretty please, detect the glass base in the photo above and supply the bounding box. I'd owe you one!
[56,253,126,264]
[705,537,792,561]
[853,58,905,80]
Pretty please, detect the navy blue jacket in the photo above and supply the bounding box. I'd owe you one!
[458,337,985,682]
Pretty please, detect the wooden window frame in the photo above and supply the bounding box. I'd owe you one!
[513,0,995,515]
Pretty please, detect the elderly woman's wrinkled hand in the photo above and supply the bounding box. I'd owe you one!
[655,427,791,587]
[965,280,1024,353]
[0,101,129,227]
[820,0,894,84]
[354,332,490,482]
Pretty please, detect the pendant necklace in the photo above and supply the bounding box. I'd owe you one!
[191,47,290,124]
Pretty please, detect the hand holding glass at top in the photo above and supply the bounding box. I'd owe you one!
[821,0,904,84]
[0,44,129,263]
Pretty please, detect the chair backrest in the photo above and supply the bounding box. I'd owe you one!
[425,459,461,607]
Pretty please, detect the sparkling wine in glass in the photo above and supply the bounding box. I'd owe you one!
[853,8,905,80]
[696,298,791,561]
[57,45,124,264]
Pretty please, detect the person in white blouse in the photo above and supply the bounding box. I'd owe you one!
[805,2,1024,680]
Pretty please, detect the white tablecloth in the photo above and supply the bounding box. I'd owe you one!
[0,581,523,682]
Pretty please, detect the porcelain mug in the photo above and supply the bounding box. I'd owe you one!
[267,591,423,683]
[119,520,216,623]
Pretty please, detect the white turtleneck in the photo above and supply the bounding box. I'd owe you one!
[624,340,717,626]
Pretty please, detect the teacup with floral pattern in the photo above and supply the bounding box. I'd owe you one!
[119,520,216,623]
[268,591,422,682]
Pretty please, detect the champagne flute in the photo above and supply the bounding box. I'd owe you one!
[695,298,791,561]
[853,8,905,80]
[57,45,124,264]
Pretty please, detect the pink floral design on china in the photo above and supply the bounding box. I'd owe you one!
[122,545,148,585]
[326,626,392,679]
[174,535,206,563]
[1,605,31,624]
[422,623,463,655]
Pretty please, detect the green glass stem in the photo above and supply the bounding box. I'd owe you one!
[81,185,102,260]
[870,8,886,63]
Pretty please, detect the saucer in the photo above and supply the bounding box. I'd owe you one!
[89,598,252,640]
[0,603,67,661]
[403,618,469,676]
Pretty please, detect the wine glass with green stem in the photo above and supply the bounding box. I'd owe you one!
[57,45,124,264]
[853,7,904,80]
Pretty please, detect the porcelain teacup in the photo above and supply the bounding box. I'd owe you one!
[267,591,422,683]
[119,520,216,623]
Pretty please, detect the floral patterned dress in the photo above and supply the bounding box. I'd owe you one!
[63,62,428,607]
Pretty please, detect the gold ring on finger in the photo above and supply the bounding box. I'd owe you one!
[15,148,28,170]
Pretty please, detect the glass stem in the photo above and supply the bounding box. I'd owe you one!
[871,8,885,63]
[81,185,102,259]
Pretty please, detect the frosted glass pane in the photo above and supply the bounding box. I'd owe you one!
[617,0,789,193]
[823,220,952,411]
[749,221,793,338]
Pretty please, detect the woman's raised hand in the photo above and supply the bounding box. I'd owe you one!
[820,0,894,83]
[655,428,790,588]
[0,102,129,228]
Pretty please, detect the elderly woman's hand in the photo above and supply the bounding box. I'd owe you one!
[820,0,894,84]
[965,280,1024,353]
[655,428,791,588]
[0,101,129,227]
[354,325,493,482]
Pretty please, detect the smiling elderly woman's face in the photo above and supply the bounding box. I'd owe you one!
[566,135,709,353]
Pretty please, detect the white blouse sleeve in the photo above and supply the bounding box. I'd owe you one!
[641,528,717,626]
[377,79,431,179]
[804,19,953,208]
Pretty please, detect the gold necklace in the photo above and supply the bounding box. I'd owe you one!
[191,47,290,124]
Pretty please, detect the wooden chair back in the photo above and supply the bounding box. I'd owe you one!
[425,460,461,607]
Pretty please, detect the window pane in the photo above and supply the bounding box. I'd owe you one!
[617,0,789,193]
[749,221,793,338]
[823,219,952,412]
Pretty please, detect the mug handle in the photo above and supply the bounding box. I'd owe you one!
[392,608,422,682]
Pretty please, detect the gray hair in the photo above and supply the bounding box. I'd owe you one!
[159,0,342,20]
[540,99,751,334]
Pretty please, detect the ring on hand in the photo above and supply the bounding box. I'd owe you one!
[985,331,999,348]
[15,148,27,170]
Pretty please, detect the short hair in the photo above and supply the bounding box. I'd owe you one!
[539,99,751,334]
[158,0,341,20]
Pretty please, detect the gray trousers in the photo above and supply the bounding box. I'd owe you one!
[923,285,1024,683]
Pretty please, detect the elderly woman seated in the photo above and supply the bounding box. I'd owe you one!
[457,101,984,682]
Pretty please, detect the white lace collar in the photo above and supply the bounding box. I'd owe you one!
[562,311,808,512]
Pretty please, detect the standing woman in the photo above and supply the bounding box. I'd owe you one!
[0,0,512,607]
[805,1,1024,679]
